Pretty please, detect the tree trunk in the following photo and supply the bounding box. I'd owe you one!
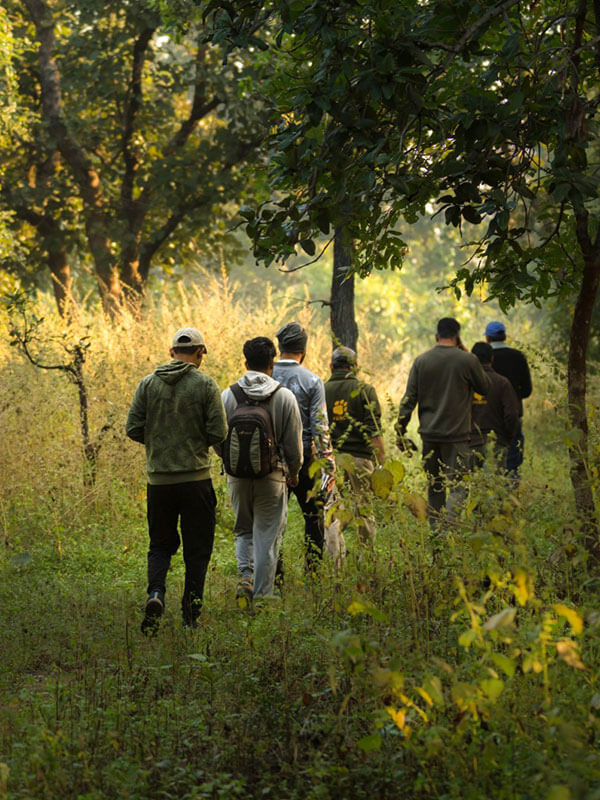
[331,226,358,350]
[25,0,122,315]
[48,245,72,317]
[567,253,600,560]
[119,241,145,300]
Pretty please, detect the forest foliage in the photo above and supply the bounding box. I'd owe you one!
[2,1,600,796]
[0,278,599,799]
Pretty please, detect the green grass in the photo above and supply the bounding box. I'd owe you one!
[1,461,600,800]
[1,286,599,798]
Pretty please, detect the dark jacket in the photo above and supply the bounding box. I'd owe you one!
[396,345,490,443]
[489,343,532,416]
[470,365,520,448]
[126,360,227,484]
[325,370,381,460]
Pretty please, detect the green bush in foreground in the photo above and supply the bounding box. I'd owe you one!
[0,284,599,799]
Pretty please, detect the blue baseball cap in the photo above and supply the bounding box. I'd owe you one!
[485,321,506,337]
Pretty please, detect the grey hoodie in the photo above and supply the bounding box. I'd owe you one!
[126,360,227,484]
[220,371,303,480]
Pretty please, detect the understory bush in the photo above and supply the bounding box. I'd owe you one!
[0,278,598,799]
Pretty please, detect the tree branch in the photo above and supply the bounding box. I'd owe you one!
[121,26,156,219]
[575,208,593,257]
[278,236,335,272]
[134,40,222,225]
[138,137,262,280]
[571,0,588,88]
[425,0,522,72]
[168,41,221,152]
[22,0,119,303]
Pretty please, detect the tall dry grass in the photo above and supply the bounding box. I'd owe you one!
[0,268,577,550]
[0,271,412,545]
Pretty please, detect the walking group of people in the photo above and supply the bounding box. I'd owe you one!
[126,316,531,634]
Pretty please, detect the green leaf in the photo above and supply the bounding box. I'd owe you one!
[462,206,481,224]
[480,678,504,702]
[371,468,393,499]
[384,459,405,484]
[458,629,477,649]
[357,733,382,752]
[422,675,444,707]
[299,238,316,256]
[347,600,389,624]
[491,652,516,678]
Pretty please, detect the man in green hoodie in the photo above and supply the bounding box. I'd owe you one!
[126,327,228,634]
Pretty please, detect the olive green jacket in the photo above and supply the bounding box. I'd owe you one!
[325,370,382,460]
[126,360,227,484]
[397,346,489,443]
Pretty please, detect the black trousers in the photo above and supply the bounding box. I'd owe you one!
[146,479,216,623]
[289,454,324,561]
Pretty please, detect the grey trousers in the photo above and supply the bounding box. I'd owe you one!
[227,470,288,597]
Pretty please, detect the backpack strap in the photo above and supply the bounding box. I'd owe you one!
[230,383,281,406]
[230,383,248,405]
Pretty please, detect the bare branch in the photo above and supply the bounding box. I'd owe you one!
[278,236,335,272]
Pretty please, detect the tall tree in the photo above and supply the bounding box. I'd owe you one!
[195,0,600,548]
[2,0,267,310]
[331,227,358,350]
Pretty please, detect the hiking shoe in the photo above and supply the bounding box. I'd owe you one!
[141,591,164,636]
[236,578,253,609]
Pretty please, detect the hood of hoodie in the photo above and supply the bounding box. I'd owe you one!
[237,370,281,400]
[154,360,198,385]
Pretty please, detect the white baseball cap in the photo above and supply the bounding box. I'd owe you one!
[171,327,207,352]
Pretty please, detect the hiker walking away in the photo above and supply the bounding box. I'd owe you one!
[485,321,532,480]
[325,346,385,545]
[126,327,227,634]
[272,322,335,566]
[395,318,489,529]
[219,337,303,601]
[470,342,520,470]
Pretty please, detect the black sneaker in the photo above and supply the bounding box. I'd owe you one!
[141,591,164,636]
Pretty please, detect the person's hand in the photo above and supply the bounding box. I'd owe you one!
[287,475,299,488]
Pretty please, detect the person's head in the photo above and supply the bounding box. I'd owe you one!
[471,341,493,365]
[170,327,207,366]
[331,345,357,372]
[436,317,461,343]
[243,336,277,374]
[276,321,308,361]
[485,320,506,342]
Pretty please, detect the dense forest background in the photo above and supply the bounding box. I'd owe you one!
[2,1,600,798]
